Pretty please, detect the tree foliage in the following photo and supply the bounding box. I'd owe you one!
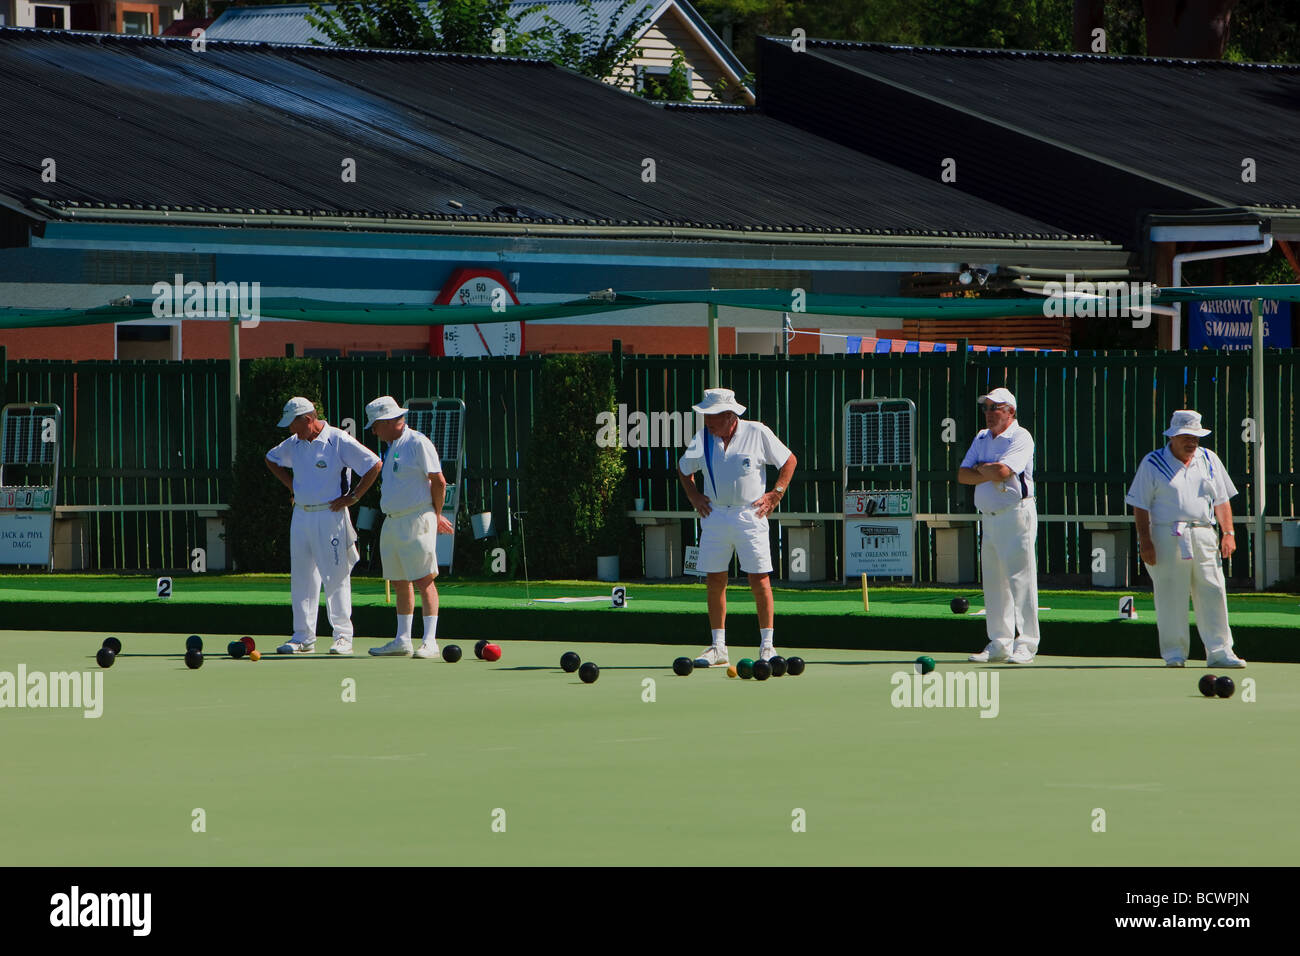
[530,0,655,83]
[227,358,323,572]
[693,0,1297,65]
[640,48,694,100]
[306,0,542,54]
[303,0,655,79]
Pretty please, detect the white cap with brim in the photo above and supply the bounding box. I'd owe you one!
[977,387,1017,410]
[364,396,409,429]
[692,387,746,416]
[277,396,316,427]
[1164,409,1211,438]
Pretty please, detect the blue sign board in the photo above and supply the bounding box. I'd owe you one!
[1189,300,1291,350]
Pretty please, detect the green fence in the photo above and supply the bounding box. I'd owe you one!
[321,355,543,526]
[618,348,1298,583]
[4,348,1297,581]
[3,358,230,569]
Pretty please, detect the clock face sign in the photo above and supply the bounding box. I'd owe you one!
[432,268,524,357]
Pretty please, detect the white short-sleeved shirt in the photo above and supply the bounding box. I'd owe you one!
[266,423,380,506]
[678,420,793,508]
[1125,445,1236,525]
[379,425,443,515]
[960,420,1035,514]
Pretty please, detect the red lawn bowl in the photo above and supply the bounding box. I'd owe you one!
[241,636,256,653]
[482,643,502,662]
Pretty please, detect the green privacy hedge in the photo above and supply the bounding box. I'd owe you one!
[522,353,632,578]
[227,358,322,571]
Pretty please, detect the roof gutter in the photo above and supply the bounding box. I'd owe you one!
[29,199,1113,250]
[1171,236,1274,349]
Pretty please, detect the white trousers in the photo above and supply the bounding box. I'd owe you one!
[979,498,1040,653]
[290,508,359,643]
[1149,524,1234,662]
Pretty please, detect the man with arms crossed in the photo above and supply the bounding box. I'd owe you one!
[959,387,1040,665]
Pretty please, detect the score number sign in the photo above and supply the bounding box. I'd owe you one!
[0,487,53,510]
[0,486,54,565]
[843,491,911,517]
[843,490,913,577]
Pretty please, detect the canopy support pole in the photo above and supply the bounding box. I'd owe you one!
[229,313,240,465]
[708,302,719,387]
[1252,298,1265,591]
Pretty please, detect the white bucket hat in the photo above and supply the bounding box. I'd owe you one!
[692,387,746,416]
[364,395,409,429]
[277,396,316,427]
[1164,409,1210,438]
[977,387,1017,410]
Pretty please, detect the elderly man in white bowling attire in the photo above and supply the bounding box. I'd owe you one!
[958,387,1040,665]
[677,388,797,667]
[365,396,457,659]
[265,396,382,655]
[1126,409,1246,669]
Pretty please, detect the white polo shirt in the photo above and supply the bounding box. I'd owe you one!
[678,420,793,508]
[960,420,1035,514]
[1125,445,1236,525]
[266,423,380,506]
[379,425,443,515]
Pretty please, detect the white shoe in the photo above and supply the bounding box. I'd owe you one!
[1165,658,1186,667]
[277,638,316,654]
[413,642,440,659]
[694,644,728,667]
[759,645,776,662]
[1008,645,1035,664]
[329,637,353,655]
[968,642,1011,664]
[369,638,413,657]
[1206,653,1247,669]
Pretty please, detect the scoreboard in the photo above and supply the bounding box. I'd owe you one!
[0,486,53,510]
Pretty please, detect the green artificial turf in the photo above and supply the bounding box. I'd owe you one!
[1,630,1297,866]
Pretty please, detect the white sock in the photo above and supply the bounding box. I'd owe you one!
[711,628,726,648]
[423,615,438,647]
[760,628,774,648]
[396,614,413,643]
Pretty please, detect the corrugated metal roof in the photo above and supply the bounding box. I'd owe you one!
[807,39,1300,211]
[0,28,1090,240]
[513,0,663,39]
[204,3,330,44]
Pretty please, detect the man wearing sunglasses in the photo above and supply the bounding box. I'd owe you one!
[958,387,1040,664]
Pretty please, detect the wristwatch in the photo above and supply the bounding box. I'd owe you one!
[1222,531,1235,537]
[774,485,786,497]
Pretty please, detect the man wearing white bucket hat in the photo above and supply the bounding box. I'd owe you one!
[1126,410,1245,668]
[365,396,456,659]
[959,387,1040,664]
[265,397,382,655]
[676,388,797,666]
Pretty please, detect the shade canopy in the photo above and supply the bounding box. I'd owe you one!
[4,284,1299,330]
